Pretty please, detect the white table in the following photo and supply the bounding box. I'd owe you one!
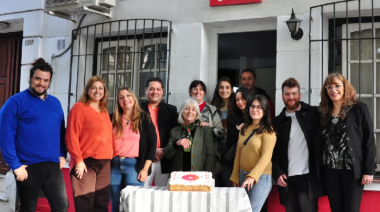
[120,186,252,212]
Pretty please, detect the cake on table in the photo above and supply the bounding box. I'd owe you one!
[168,171,213,192]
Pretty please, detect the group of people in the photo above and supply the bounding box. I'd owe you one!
[0,58,376,212]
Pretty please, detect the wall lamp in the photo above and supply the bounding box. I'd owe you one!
[285,9,303,40]
[0,22,9,30]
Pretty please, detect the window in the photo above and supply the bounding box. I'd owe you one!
[97,38,168,113]
[342,23,380,167]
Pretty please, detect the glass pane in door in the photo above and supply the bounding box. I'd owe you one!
[158,71,166,96]
[117,73,131,88]
[157,44,167,69]
[107,100,114,114]
[376,29,380,59]
[102,47,116,71]
[118,46,132,70]
[350,30,372,60]
[141,45,155,70]
[350,63,373,94]
[102,73,115,98]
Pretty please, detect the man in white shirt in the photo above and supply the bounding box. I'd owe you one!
[272,78,324,212]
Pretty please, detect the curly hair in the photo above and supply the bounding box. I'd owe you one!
[319,73,357,126]
[79,76,108,113]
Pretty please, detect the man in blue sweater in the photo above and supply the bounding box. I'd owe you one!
[0,58,69,211]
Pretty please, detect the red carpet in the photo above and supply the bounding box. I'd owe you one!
[36,171,380,212]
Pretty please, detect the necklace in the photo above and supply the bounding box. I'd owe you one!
[332,112,340,124]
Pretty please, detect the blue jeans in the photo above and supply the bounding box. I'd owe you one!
[239,170,272,212]
[110,157,144,212]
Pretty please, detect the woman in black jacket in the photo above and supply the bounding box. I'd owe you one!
[316,73,376,212]
[110,86,156,212]
[226,87,252,148]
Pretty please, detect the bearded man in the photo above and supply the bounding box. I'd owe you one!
[271,78,324,212]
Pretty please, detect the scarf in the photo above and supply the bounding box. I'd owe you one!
[181,119,200,152]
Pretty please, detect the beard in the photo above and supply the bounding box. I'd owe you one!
[30,86,47,96]
[284,99,300,111]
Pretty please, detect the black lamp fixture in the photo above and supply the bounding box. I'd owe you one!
[285,8,303,40]
[0,22,9,30]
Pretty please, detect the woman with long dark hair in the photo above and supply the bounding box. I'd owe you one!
[110,86,156,212]
[230,95,276,212]
[316,73,375,212]
[211,77,235,186]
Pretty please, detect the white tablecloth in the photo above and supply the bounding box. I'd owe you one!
[120,186,252,212]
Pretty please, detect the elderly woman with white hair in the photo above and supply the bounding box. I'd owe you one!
[164,98,217,174]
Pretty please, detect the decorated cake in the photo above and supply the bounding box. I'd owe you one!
[168,171,213,192]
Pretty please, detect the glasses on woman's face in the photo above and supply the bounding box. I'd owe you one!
[250,105,263,110]
[325,84,344,91]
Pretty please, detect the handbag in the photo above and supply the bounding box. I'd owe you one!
[223,129,258,165]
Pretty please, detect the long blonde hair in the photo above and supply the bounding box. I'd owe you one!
[112,86,149,137]
[79,76,108,112]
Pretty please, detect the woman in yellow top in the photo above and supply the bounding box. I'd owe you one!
[230,95,276,212]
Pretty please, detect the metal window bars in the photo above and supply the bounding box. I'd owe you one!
[68,19,172,114]
[309,0,380,169]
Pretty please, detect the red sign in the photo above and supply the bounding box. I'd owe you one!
[210,0,262,7]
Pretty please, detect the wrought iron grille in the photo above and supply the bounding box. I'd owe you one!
[309,0,380,170]
[68,19,172,114]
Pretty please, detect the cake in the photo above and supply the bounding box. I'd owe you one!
[168,171,213,192]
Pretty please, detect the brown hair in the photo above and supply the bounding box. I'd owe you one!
[112,86,149,137]
[241,95,275,136]
[282,78,300,93]
[319,73,357,125]
[79,76,108,112]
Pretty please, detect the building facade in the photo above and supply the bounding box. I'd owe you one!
[0,0,379,211]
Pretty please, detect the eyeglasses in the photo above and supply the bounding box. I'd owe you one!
[250,105,263,110]
[325,84,344,91]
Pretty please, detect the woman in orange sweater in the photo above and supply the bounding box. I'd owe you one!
[65,76,113,212]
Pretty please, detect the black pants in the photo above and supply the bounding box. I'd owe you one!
[322,167,363,212]
[16,162,68,212]
[285,174,318,212]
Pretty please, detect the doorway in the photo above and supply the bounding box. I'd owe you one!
[217,30,276,102]
[0,31,22,175]
[0,32,22,108]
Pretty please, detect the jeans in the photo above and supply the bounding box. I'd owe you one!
[239,170,272,212]
[16,162,68,212]
[285,174,318,212]
[110,157,144,212]
[70,158,111,212]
